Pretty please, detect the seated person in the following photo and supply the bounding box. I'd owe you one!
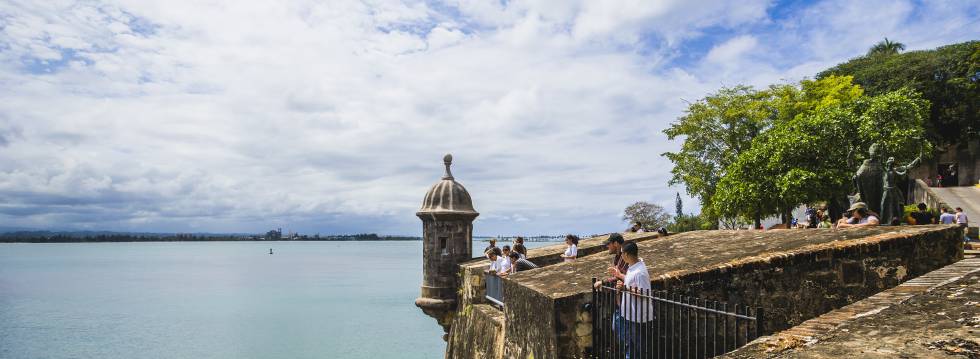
[910,203,935,225]
[836,202,879,228]
[627,222,646,233]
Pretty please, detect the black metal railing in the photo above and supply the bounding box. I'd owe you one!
[485,273,504,306]
[590,278,764,359]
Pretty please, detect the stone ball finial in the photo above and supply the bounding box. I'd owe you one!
[442,154,454,180]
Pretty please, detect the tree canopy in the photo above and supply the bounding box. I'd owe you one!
[622,201,671,231]
[819,40,979,145]
[662,86,772,227]
[662,40,968,228]
[665,75,931,227]
[867,38,906,56]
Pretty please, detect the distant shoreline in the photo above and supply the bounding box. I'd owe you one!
[0,238,423,243]
[0,233,421,243]
[0,232,570,244]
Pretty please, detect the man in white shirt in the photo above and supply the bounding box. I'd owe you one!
[499,246,513,275]
[617,241,654,359]
[485,248,505,275]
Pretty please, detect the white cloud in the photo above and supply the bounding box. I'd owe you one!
[0,0,977,235]
[705,35,758,64]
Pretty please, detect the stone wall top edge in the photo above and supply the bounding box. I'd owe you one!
[538,225,961,300]
[458,231,665,270]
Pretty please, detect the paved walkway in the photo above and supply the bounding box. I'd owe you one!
[931,186,980,220]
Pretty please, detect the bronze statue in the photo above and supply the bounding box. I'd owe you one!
[852,144,883,215]
[880,155,921,224]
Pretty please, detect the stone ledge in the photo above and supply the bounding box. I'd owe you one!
[460,231,665,271]
[509,225,962,299]
[723,257,980,358]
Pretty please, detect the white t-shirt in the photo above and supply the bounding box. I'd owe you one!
[621,259,655,323]
[940,213,956,224]
[499,257,512,274]
[956,212,968,224]
[564,244,577,262]
[487,257,505,272]
[848,215,878,225]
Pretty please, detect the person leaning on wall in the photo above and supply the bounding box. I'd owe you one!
[836,202,879,228]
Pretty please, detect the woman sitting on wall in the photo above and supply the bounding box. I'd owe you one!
[836,202,880,228]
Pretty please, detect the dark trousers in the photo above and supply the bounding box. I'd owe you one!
[624,319,655,359]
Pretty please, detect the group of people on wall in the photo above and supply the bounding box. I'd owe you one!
[485,231,655,356]
[483,236,538,277]
[798,202,969,236]
[483,234,587,277]
[831,202,969,236]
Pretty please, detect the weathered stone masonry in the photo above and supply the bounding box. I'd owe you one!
[444,225,963,358]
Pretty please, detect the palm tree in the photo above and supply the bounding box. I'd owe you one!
[867,38,906,56]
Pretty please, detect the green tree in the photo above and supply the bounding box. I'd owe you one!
[668,213,708,233]
[867,38,905,56]
[709,76,866,227]
[820,40,979,145]
[712,83,931,226]
[674,192,683,219]
[662,86,773,228]
[622,202,671,231]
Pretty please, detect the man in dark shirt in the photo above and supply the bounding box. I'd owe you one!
[911,203,935,225]
[483,238,498,254]
[595,233,628,287]
[505,252,538,274]
[513,236,528,258]
[592,233,629,347]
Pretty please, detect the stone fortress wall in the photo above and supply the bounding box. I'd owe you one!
[444,225,964,358]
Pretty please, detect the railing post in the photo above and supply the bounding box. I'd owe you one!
[711,300,718,358]
[721,302,728,353]
[591,278,597,359]
[755,307,764,340]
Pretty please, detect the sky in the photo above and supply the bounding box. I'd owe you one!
[0,0,978,236]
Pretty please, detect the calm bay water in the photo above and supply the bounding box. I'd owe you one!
[0,240,555,359]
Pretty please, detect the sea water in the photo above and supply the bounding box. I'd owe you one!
[0,240,556,359]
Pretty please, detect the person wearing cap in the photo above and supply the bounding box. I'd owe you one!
[593,233,631,349]
[594,233,629,288]
[836,202,879,228]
